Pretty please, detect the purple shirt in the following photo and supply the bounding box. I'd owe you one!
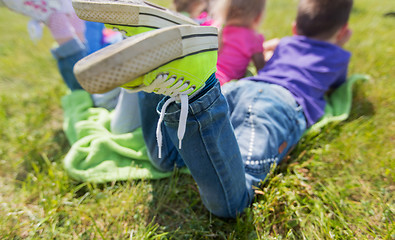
[245,36,351,126]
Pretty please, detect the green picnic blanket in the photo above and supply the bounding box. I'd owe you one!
[306,74,369,134]
[62,74,369,183]
[62,91,178,183]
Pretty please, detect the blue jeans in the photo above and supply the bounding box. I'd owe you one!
[84,21,105,55]
[51,38,87,91]
[139,78,307,218]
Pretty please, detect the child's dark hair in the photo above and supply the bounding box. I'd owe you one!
[173,0,208,13]
[225,0,266,24]
[213,0,266,26]
[296,0,353,39]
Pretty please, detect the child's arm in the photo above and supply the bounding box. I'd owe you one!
[251,32,268,71]
[252,52,265,72]
[263,38,280,61]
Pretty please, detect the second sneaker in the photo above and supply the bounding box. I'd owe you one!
[72,0,198,36]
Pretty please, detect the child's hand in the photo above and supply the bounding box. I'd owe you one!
[264,51,274,62]
[263,38,280,51]
[336,26,352,47]
[263,38,280,61]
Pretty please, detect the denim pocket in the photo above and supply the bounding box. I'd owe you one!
[232,82,306,177]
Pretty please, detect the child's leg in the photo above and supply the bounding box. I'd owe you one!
[138,77,306,218]
[67,12,87,43]
[51,38,87,91]
[138,91,186,172]
[47,12,86,44]
[222,80,307,183]
[110,89,141,134]
[84,21,106,54]
[91,87,121,110]
[73,25,252,217]
[46,11,87,91]
[157,77,253,218]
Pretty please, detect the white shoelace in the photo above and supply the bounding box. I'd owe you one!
[146,73,195,158]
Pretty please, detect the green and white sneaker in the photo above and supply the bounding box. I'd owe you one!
[74,25,218,94]
[74,25,218,156]
[72,0,198,37]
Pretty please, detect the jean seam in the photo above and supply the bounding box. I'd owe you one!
[244,89,261,165]
[193,101,234,217]
[240,89,275,175]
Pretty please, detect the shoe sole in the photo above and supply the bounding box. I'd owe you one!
[72,0,198,28]
[74,25,218,94]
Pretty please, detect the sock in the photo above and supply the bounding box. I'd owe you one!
[111,89,142,134]
[190,73,218,103]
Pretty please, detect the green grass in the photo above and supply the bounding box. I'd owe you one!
[0,0,394,239]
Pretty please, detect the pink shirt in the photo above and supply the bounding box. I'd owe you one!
[216,26,264,85]
[195,12,214,26]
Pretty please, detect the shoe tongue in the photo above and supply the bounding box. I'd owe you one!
[112,0,144,4]
[142,1,197,24]
[112,0,197,25]
[115,0,159,5]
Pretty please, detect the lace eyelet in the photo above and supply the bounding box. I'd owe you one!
[157,72,169,78]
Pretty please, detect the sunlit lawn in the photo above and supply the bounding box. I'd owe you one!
[0,0,394,239]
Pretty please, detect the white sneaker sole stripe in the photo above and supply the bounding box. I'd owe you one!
[72,0,198,27]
